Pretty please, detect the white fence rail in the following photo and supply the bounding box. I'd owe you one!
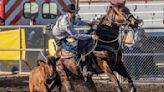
[0,25,164,82]
[79,1,164,27]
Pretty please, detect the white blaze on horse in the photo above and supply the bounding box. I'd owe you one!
[118,24,145,47]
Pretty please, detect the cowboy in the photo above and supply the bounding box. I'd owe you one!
[53,3,98,56]
[52,4,98,73]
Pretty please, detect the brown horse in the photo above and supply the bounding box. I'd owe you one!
[55,4,141,92]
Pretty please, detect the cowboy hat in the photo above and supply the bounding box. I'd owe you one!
[63,4,79,13]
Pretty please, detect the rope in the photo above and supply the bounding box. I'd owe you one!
[76,39,98,66]
[40,51,47,61]
[23,60,32,70]
[98,38,118,43]
[82,39,98,57]
[21,51,48,71]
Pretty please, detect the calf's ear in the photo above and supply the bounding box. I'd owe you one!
[36,59,46,66]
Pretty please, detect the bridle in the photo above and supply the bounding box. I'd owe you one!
[103,6,135,26]
[95,6,135,44]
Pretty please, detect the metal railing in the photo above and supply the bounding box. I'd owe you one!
[0,25,164,82]
[0,25,48,74]
[79,1,164,27]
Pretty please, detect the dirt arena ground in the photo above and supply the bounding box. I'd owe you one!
[0,74,164,92]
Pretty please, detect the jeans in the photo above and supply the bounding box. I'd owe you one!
[60,38,81,57]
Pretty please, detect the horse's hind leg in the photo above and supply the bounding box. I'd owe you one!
[116,54,136,92]
[97,58,124,92]
[56,61,74,92]
[63,58,81,76]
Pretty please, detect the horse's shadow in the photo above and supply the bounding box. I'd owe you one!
[68,72,97,92]
[0,75,29,91]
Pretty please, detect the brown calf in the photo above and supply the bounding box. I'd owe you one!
[29,56,62,92]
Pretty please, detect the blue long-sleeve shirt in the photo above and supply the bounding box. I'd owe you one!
[52,15,91,40]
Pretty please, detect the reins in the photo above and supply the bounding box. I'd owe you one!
[82,39,98,57]
[76,39,98,66]
[98,38,118,43]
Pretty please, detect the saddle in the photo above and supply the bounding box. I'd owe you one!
[61,49,76,59]
[56,48,86,62]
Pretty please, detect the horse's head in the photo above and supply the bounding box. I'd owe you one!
[102,4,139,28]
[89,4,144,47]
[104,5,144,47]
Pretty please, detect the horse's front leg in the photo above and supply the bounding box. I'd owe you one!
[56,60,74,92]
[63,58,81,76]
[117,63,136,92]
[97,57,124,92]
[116,52,136,92]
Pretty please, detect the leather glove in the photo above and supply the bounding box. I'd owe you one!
[91,35,98,40]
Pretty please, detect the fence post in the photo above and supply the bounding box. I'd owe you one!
[19,26,22,74]
[43,26,47,56]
